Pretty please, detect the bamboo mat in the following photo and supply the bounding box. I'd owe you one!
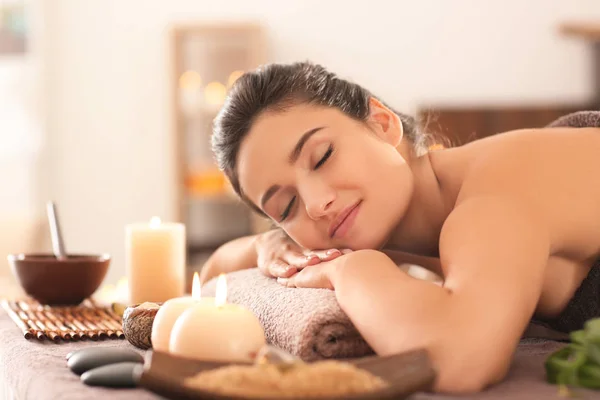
[0,298,124,342]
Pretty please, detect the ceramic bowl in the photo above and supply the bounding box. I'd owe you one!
[8,253,111,305]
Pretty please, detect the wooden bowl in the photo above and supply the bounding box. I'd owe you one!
[138,349,436,400]
[7,253,110,305]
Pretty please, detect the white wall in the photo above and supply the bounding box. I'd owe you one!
[41,0,599,284]
[0,0,48,277]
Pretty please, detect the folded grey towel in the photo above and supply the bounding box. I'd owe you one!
[201,269,374,361]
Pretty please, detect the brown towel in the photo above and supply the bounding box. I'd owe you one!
[201,268,374,361]
[547,110,600,128]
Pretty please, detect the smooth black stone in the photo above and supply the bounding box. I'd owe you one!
[67,347,144,375]
[81,362,142,388]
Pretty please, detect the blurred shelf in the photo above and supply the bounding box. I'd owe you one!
[187,242,228,254]
[184,170,232,199]
[184,192,239,205]
[560,21,600,40]
[172,22,267,232]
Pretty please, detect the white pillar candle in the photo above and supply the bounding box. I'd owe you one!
[169,275,266,362]
[125,217,185,304]
[151,273,214,352]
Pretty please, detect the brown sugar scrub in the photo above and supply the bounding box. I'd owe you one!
[184,360,387,398]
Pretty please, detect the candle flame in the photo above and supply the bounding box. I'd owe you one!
[150,216,161,228]
[192,272,201,300]
[215,274,227,307]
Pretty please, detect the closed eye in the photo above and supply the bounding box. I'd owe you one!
[314,145,333,170]
[280,196,296,222]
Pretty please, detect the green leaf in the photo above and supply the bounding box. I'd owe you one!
[545,317,600,389]
[577,364,600,389]
[585,318,600,342]
[546,345,587,384]
[587,343,600,366]
[570,330,586,346]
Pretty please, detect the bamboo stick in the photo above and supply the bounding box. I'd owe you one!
[89,308,121,329]
[8,301,44,340]
[101,307,124,325]
[96,308,123,328]
[31,315,60,342]
[79,317,108,340]
[64,313,98,340]
[35,311,70,340]
[81,309,116,339]
[87,318,117,339]
[87,307,124,336]
[16,304,60,342]
[15,309,45,340]
[42,309,80,340]
[10,301,45,340]
[95,309,125,338]
[1,300,33,339]
[84,306,124,339]
[52,312,88,340]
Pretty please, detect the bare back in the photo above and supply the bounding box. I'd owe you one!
[431,127,600,319]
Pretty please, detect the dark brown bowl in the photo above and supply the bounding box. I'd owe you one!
[7,253,111,305]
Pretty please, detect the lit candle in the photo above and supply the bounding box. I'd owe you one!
[151,272,213,352]
[125,217,185,304]
[169,274,266,362]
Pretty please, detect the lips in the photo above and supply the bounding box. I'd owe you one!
[329,201,361,238]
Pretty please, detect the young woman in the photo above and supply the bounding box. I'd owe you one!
[199,61,600,393]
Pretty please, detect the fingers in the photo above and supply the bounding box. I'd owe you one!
[267,260,297,278]
[281,251,317,269]
[276,264,333,290]
[302,249,342,265]
[265,251,309,278]
[277,277,293,287]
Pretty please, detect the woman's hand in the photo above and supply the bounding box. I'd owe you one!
[276,249,354,290]
[254,229,348,279]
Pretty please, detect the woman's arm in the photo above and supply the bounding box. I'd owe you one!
[199,235,259,284]
[330,196,550,393]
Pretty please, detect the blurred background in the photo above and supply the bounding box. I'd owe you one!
[1,0,600,289]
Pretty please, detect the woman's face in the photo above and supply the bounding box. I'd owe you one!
[237,100,415,251]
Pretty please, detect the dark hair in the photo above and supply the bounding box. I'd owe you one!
[212,61,434,214]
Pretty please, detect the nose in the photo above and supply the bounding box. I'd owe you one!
[302,182,336,220]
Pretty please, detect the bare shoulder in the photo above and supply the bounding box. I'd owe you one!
[456,126,600,193]
[450,127,600,255]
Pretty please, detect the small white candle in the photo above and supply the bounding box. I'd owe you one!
[125,217,185,304]
[169,275,266,362]
[151,273,213,352]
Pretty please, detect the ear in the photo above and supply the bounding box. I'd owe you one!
[367,97,403,147]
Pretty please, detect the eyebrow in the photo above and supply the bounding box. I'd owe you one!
[289,126,325,164]
[260,126,325,209]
